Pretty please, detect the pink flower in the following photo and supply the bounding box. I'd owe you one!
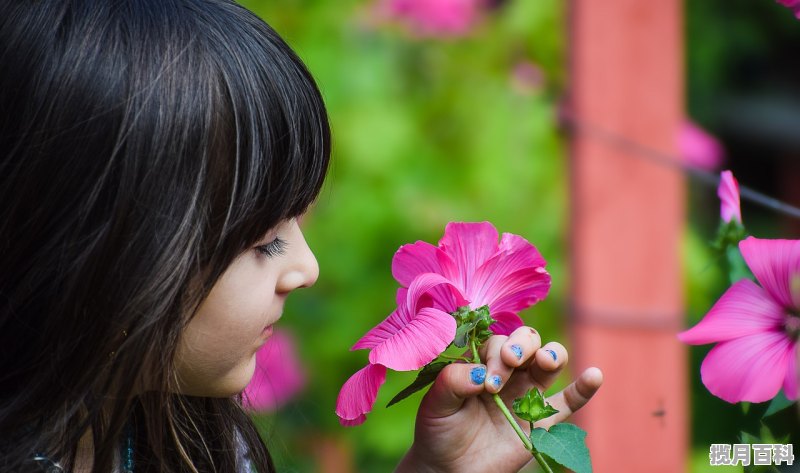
[242,329,306,412]
[391,222,551,334]
[777,0,800,18]
[678,121,724,171]
[718,170,742,224]
[375,0,487,38]
[335,222,551,426]
[678,237,800,403]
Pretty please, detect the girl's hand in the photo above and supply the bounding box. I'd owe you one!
[395,326,603,473]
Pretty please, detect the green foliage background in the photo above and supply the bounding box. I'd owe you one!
[238,0,567,470]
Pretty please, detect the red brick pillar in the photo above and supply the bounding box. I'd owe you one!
[568,0,688,471]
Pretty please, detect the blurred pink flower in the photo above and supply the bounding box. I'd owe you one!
[335,222,551,426]
[678,237,800,403]
[777,0,800,18]
[243,329,306,412]
[718,170,742,224]
[375,0,487,38]
[678,121,724,171]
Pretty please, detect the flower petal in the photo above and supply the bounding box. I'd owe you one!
[739,237,800,310]
[718,170,741,224]
[471,262,551,314]
[489,311,524,336]
[406,272,464,314]
[369,307,456,371]
[677,279,786,345]
[243,330,306,412]
[392,240,444,287]
[498,233,547,269]
[393,241,460,309]
[699,331,794,403]
[352,289,413,351]
[438,222,499,292]
[335,363,387,426]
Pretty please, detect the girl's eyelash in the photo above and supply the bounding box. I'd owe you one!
[256,237,287,258]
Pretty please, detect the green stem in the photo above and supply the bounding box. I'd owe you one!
[532,451,555,473]
[469,336,480,364]
[438,354,472,363]
[491,394,532,451]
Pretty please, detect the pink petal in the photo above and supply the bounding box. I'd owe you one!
[489,311,525,336]
[438,222,499,293]
[718,170,741,224]
[784,343,799,400]
[352,274,462,354]
[472,263,551,313]
[739,237,800,310]
[243,330,306,412]
[677,279,785,345]
[700,331,794,403]
[498,233,547,269]
[392,240,444,287]
[339,415,366,427]
[352,289,413,351]
[393,242,460,309]
[405,272,463,314]
[368,307,457,370]
[335,363,387,426]
[777,0,800,18]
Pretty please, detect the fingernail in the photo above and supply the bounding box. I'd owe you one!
[470,366,486,385]
[545,349,557,362]
[489,375,502,389]
[510,344,523,360]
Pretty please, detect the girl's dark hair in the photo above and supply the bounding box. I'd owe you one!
[0,0,330,471]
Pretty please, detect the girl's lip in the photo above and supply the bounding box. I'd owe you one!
[261,325,274,338]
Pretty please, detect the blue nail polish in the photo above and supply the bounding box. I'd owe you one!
[490,375,502,388]
[545,349,557,362]
[470,366,486,385]
[510,344,523,360]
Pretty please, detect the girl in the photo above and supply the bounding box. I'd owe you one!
[0,0,602,471]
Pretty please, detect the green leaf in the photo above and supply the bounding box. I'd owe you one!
[454,323,474,348]
[386,361,451,407]
[739,430,758,444]
[512,387,559,423]
[530,423,592,473]
[763,391,795,418]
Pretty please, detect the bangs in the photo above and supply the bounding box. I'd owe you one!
[201,3,331,257]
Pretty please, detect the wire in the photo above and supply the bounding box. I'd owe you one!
[562,113,800,221]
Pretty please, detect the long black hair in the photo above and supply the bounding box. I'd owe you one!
[0,0,330,471]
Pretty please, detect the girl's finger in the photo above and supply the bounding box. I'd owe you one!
[527,341,568,391]
[534,367,604,430]
[482,335,512,393]
[501,341,567,401]
[501,326,543,369]
[418,363,487,419]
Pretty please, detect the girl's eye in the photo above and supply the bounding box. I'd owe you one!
[256,237,288,258]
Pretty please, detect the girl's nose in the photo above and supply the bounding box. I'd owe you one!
[276,221,319,294]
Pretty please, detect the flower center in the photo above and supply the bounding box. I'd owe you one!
[785,314,800,340]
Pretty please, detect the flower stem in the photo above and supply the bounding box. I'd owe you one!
[491,393,532,451]
[438,354,472,363]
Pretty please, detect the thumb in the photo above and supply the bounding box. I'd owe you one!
[418,363,487,419]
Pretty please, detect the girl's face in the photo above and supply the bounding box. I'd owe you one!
[174,218,318,397]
